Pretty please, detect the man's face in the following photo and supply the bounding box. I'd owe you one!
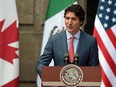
[64,12,83,35]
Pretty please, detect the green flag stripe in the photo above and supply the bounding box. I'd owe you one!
[46,0,76,20]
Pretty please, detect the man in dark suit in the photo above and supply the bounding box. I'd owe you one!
[36,4,99,76]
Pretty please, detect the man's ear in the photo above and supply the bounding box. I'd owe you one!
[80,21,83,26]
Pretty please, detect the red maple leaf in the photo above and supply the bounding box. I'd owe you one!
[0,19,19,64]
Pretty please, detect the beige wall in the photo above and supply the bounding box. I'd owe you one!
[17,0,86,87]
[17,0,49,87]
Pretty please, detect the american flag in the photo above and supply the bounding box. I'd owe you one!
[93,0,116,87]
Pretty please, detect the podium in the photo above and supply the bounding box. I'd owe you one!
[42,66,101,87]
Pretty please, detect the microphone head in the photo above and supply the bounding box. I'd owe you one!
[64,53,69,65]
[64,53,69,57]
[74,53,79,64]
[74,53,79,57]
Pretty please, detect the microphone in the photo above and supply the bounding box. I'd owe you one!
[74,53,79,65]
[64,53,69,65]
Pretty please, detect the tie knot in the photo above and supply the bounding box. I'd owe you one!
[70,36,74,41]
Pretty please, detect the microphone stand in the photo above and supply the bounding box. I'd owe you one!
[64,53,69,65]
[64,56,68,65]
[74,53,79,65]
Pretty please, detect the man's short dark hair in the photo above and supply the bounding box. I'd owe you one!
[64,4,85,23]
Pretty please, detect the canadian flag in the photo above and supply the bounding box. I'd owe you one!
[0,0,19,87]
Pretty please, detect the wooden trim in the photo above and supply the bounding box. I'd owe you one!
[43,81,101,86]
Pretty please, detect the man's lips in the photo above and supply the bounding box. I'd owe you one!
[67,26,73,28]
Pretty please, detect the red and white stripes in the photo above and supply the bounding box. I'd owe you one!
[93,16,116,87]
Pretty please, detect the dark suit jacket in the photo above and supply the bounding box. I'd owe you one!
[36,30,99,76]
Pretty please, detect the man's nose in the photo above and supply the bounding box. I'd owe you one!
[69,19,72,24]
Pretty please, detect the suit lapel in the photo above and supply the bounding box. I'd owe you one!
[60,31,68,54]
[59,30,87,55]
[77,30,87,54]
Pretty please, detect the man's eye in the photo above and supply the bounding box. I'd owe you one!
[72,18,77,21]
[65,17,70,20]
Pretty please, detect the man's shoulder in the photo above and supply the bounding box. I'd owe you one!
[51,30,66,38]
[81,30,96,40]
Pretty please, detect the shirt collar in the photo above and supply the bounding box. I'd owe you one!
[66,30,81,40]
